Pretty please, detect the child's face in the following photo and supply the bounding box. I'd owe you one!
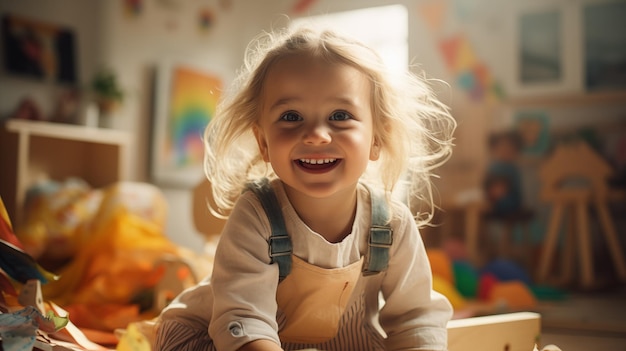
[254,54,379,200]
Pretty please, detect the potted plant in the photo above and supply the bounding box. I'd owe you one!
[90,68,124,114]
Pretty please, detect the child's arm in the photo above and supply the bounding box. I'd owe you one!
[209,191,283,350]
[379,205,453,351]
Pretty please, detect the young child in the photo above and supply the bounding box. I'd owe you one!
[155,24,456,351]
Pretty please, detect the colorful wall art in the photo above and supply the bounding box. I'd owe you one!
[1,14,77,84]
[152,63,222,187]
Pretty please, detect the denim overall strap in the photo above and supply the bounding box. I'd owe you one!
[246,179,292,281]
[362,186,393,276]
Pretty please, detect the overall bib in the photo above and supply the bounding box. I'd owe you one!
[276,255,363,343]
[248,179,393,348]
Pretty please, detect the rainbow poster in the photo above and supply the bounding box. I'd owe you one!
[152,63,222,187]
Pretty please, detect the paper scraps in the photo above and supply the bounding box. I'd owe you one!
[0,306,68,351]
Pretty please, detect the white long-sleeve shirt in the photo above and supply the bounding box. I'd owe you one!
[158,180,452,351]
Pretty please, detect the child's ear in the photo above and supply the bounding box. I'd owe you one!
[253,124,270,162]
[369,137,381,161]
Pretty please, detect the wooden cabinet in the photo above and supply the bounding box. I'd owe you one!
[0,119,132,225]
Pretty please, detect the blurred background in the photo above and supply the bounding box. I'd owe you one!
[2,0,624,249]
[0,0,625,349]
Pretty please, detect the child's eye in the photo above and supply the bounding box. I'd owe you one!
[329,111,352,121]
[280,111,301,122]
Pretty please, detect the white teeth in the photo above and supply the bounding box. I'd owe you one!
[299,158,336,164]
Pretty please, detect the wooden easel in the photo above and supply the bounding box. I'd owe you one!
[537,141,626,288]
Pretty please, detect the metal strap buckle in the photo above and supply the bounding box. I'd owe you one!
[268,235,291,258]
[369,226,393,248]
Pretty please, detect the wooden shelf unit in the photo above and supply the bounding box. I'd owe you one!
[507,91,626,108]
[0,119,132,225]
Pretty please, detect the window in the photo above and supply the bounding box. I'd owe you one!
[292,4,409,74]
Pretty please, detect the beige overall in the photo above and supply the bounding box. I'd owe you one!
[276,255,365,344]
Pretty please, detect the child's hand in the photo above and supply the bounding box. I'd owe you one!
[237,339,284,351]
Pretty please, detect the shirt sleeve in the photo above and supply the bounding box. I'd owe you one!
[208,191,282,350]
[379,204,453,351]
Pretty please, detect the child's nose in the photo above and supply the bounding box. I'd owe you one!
[303,123,331,145]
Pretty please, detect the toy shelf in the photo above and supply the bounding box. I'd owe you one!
[507,91,626,108]
[0,119,132,226]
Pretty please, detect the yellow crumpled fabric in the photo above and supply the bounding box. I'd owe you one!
[16,181,194,332]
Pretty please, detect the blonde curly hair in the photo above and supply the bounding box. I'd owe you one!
[203,24,456,225]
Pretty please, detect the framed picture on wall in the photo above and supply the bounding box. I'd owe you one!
[515,110,551,157]
[519,10,561,85]
[1,14,77,84]
[151,61,223,187]
[583,1,626,92]
[504,4,580,97]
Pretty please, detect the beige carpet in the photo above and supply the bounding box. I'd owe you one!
[538,286,626,334]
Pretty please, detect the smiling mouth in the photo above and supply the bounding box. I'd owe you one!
[296,158,340,171]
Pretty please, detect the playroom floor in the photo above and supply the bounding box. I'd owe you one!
[538,284,626,351]
[421,206,626,350]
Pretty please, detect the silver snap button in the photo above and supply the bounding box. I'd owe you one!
[228,321,244,337]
